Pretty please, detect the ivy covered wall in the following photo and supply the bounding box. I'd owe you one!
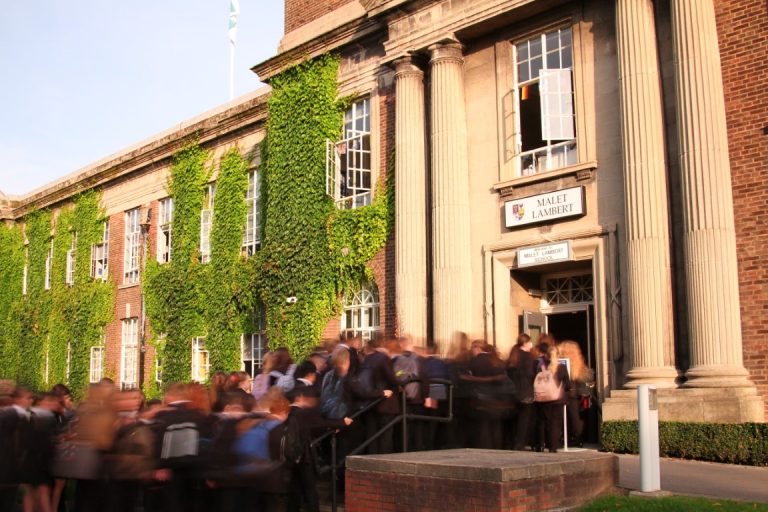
[0,191,113,398]
[1,53,393,391]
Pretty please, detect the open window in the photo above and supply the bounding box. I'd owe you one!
[515,27,576,176]
[326,97,373,209]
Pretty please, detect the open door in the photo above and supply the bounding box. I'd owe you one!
[523,310,546,342]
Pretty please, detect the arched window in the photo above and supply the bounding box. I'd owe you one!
[341,280,380,341]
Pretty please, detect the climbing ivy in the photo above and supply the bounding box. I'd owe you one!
[0,223,25,379]
[260,54,392,357]
[0,192,114,397]
[204,147,253,373]
[144,142,209,384]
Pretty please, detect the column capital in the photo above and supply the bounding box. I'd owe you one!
[428,40,464,65]
[393,53,425,79]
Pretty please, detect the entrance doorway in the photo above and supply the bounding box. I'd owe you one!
[546,306,595,371]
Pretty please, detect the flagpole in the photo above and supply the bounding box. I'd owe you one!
[229,42,235,101]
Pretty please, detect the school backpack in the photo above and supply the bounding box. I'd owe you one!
[533,368,563,402]
[160,422,200,460]
[279,415,304,465]
[320,372,348,419]
[394,352,421,402]
[252,373,270,401]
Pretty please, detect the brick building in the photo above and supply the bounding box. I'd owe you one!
[1,0,766,425]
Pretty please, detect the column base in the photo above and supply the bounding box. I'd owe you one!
[683,364,753,388]
[603,387,765,423]
[624,366,680,389]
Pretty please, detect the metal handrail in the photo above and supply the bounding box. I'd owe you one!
[309,377,455,512]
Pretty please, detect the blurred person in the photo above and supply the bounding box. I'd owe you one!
[0,387,36,511]
[355,337,399,454]
[461,340,508,449]
[277,385,352,512]
[210,371,228,412]
[292,360,318,390]
[533,345,571,453]
[557,340,595,447]
[422,344,454,450]
[393,336,429,451]
[507,334,536,450]
[337,333,362,377]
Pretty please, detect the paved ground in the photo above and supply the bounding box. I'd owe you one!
[616,453,768,503]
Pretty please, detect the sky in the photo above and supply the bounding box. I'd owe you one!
[0,1,284,196]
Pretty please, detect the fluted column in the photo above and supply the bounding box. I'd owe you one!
[616,0,678,388]
[394,55,428,344]
[671,0,751,387]
[429,42,473,350]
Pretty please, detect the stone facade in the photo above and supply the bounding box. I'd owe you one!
[2,0,766,422]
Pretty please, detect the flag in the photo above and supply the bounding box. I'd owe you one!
[228,0,240,46]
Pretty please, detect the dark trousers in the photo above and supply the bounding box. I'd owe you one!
[0,485,17,512]
[537,402,564,452]
[286,462,319,512]
[513,402,535,450]
[364,413,394,455]
[565,396,584,445]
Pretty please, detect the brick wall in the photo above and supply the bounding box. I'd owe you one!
[716,0,768,417]
[346,465,617,512]
[284,0,356,34]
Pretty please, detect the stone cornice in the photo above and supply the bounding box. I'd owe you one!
[251,16,385,82]
[6,89,271,220]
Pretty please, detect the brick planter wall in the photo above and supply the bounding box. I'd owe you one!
[345,449,618,512]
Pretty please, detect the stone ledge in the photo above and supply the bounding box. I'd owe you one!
[346,448,617,482]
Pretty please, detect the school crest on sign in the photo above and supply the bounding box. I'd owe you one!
[512,203,525,220]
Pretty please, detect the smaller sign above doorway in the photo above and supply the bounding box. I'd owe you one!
[517,241,572,268]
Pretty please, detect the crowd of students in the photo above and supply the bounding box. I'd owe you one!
[0,331,596,512]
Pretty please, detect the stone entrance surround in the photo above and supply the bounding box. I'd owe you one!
[345,449,618,511]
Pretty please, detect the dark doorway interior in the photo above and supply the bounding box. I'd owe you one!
[546,308,599,444]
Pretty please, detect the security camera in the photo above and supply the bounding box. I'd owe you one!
[286,296,298,304]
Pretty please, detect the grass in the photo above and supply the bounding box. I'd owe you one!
[579,495,768,511]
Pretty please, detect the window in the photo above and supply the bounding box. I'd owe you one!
[120,318,139,389]
[242,306,266,378]
[200,183,216,264]
[66,341,72,383]
[545,274,593,305]
[242,169,261,257]
[157,197,173,263]
[192,337,210,382]
[22,247,28,296]
[326,97,372,209]
[341,280,380,342]
[44,242,53,290]
[91,222,109,281]
[65,234,76,286]
[124,209,141,284]
[155,356,163,385]
[515,27,576,176]
[89,346,104,383]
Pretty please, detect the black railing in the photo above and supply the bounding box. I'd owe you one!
[309,378,455,512]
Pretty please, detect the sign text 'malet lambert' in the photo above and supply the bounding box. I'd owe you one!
[504,186,585,228]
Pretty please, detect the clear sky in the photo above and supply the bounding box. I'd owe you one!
[0,1,284,196]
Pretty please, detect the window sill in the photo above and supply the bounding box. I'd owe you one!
[119,282,140,290]
[493,160,598,195]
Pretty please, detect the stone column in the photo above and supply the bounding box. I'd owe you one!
[429,42,474,350]
[671,0,751,387]
[394,55,428,344]
[615,0,678,388]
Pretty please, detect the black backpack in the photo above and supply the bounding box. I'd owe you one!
[279,415,304,465]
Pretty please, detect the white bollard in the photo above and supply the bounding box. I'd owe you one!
[637,384,661,492]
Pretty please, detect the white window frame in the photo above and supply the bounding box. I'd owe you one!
[65,233,76,286]
[200,183,215,264]
[124,209,141,284]
[89,346,104,383]
[192,337,210,382]
[22,246,28,296]
[65,341,72,383]
[157,197,173,263]
[341,280,381,342]
[44,242,53,290]
[242,169,261,257]
[514,26,577,176]
[91,222,109,281]
[120,318,139,389]
[326,97,373,209]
